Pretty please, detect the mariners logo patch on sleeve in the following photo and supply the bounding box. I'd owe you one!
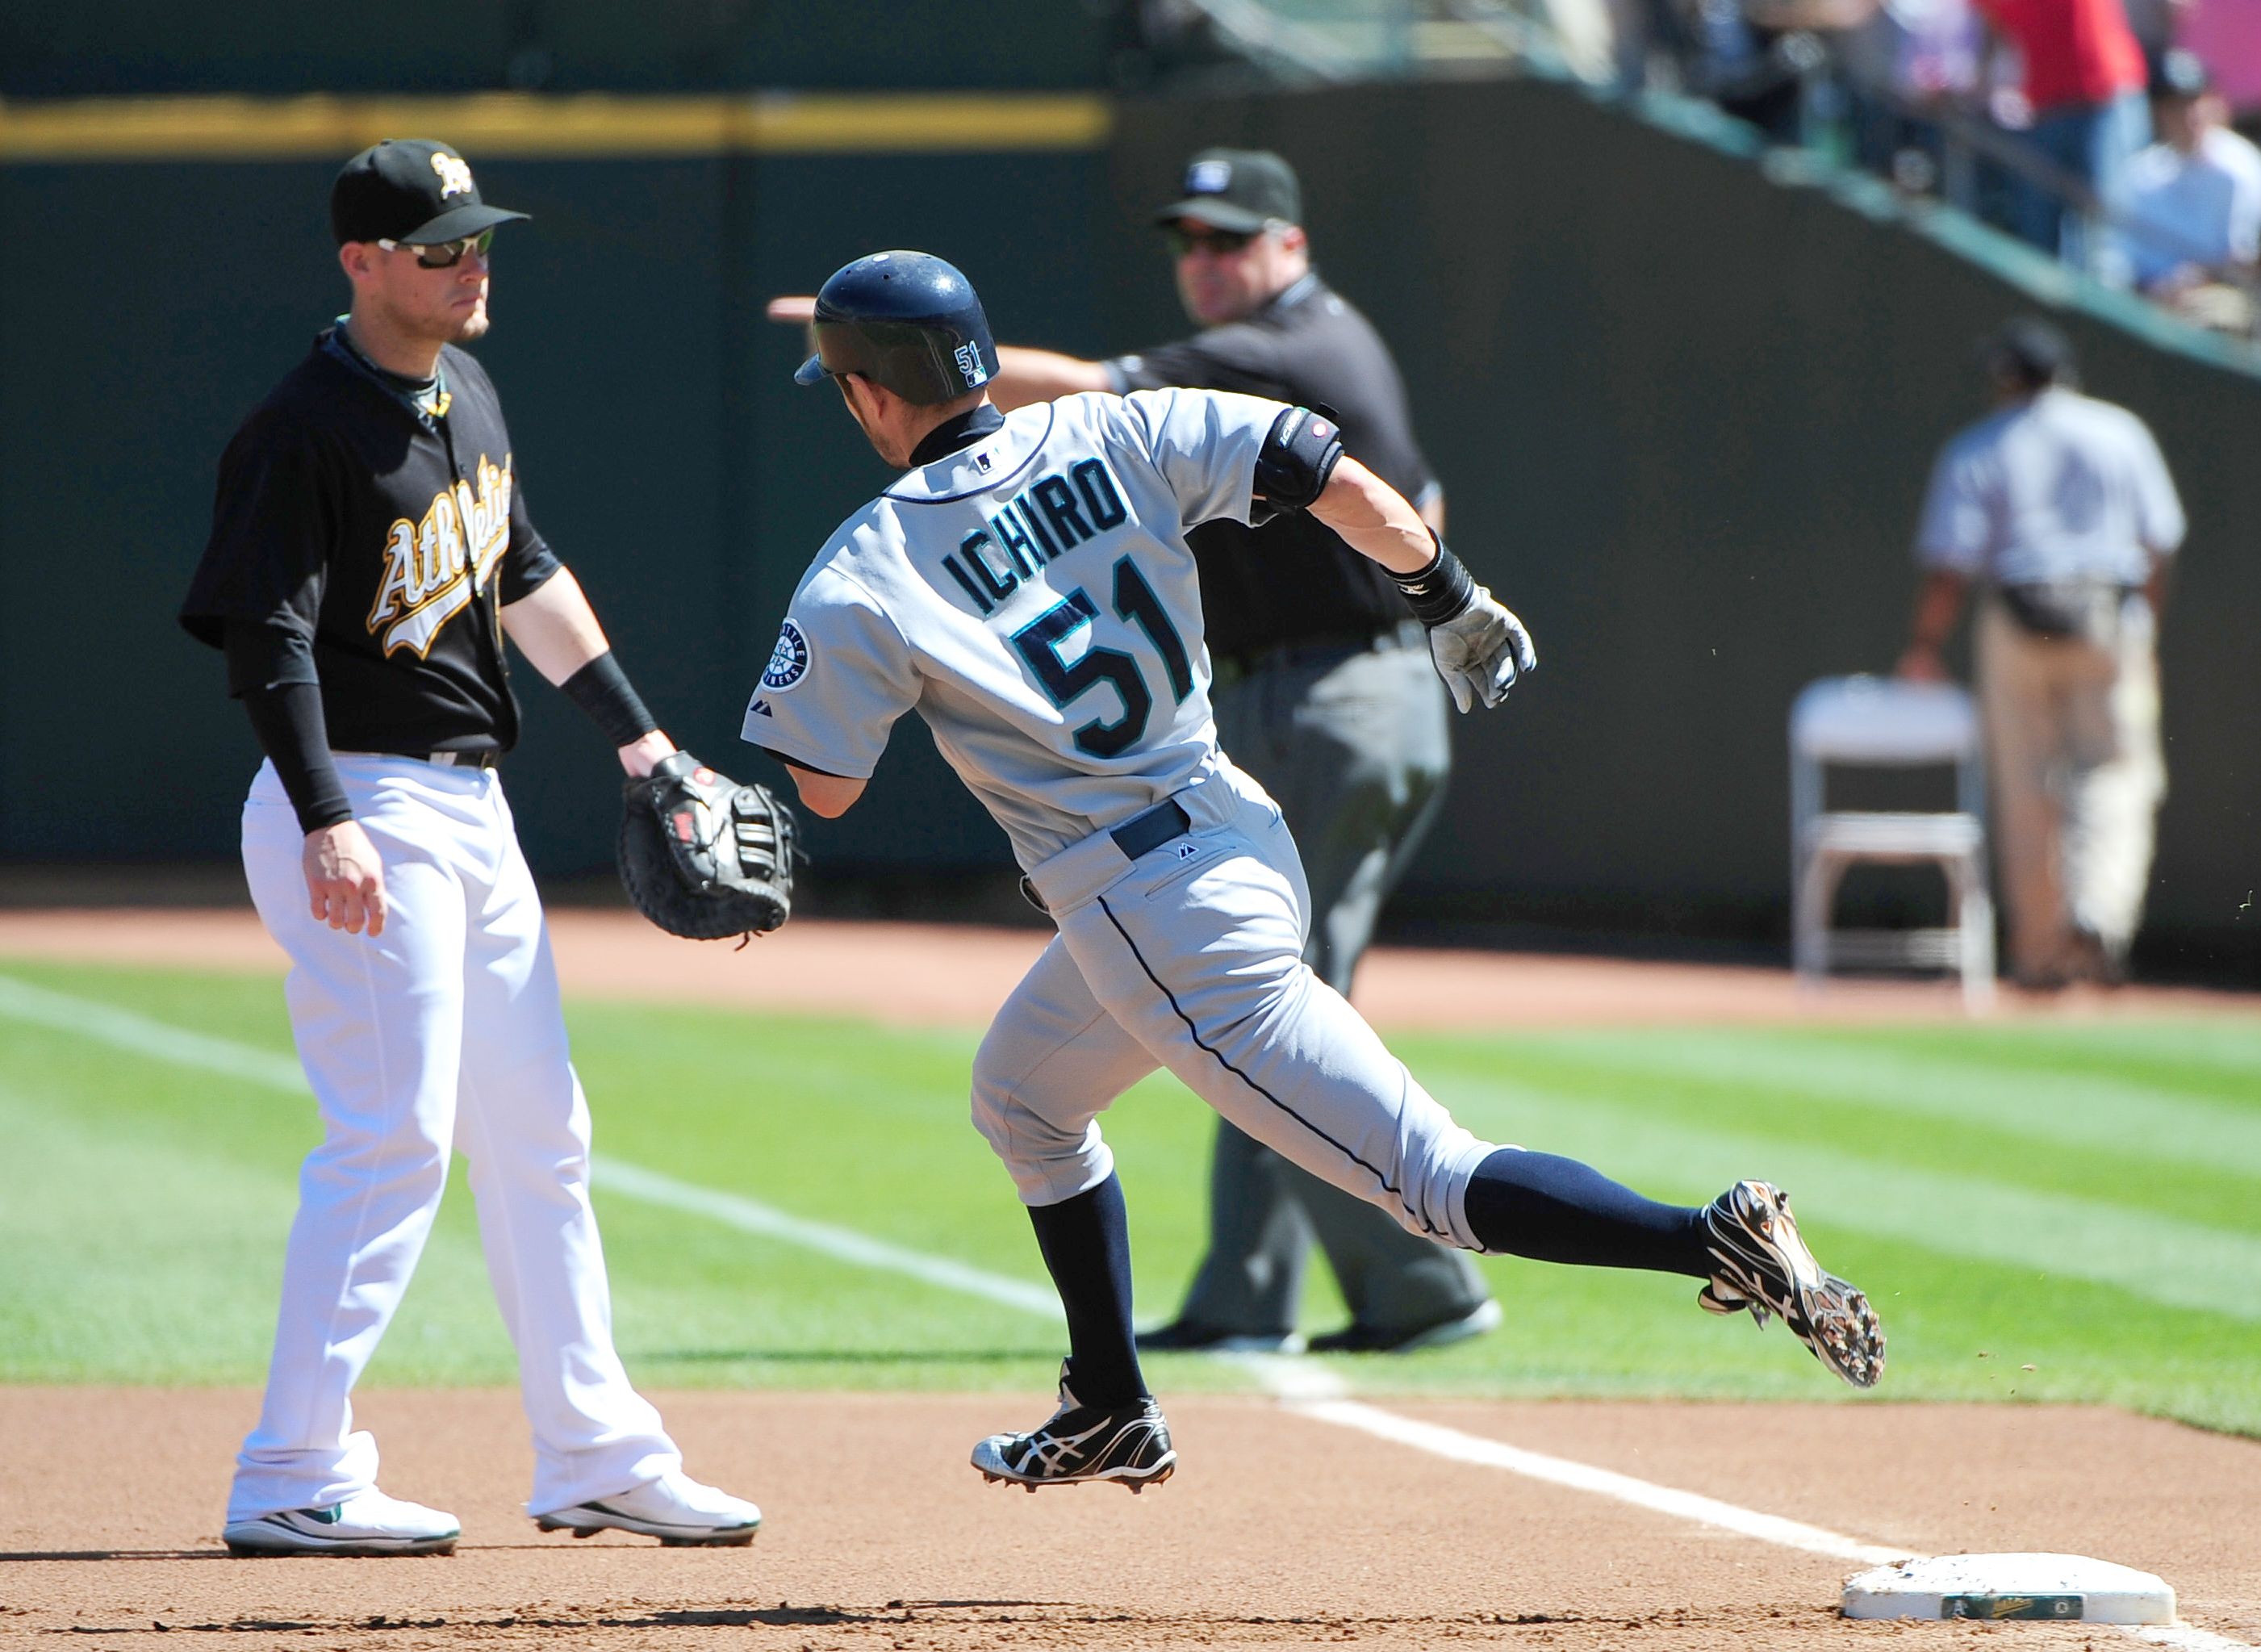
[763,619,811,691]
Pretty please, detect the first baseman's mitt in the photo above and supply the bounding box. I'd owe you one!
[619,751,796,941]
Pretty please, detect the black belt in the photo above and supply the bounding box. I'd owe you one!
[1110,798,1192,861]
[337,749,501,770]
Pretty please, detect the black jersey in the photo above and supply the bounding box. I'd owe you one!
[180,329,561,754]
[1106,272,1437,659]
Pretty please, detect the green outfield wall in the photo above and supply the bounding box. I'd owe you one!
[2,79,2254,970]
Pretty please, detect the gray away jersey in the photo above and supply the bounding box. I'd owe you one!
[744,387,1285,868]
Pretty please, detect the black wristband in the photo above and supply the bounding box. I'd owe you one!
[1389,534,1477,626]
[562,650,658,749]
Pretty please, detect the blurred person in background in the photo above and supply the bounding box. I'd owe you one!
[963,149,1500,1357]
[2118,0,2191,80]
[1896,320,2184,989]
[2114,49,2261,330]
[1842,0,1987,187]
[1975,0,2151,264]
[2176,0,2261,116]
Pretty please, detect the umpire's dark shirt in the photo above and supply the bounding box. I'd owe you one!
[1106,271,1437,659]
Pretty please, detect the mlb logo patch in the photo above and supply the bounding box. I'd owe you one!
[955,341,989,387]
[1187,158,1231,194]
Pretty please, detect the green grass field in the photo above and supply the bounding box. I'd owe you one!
[3,958,2258,1437]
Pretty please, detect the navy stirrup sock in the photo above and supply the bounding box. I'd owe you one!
[1462,1149,1715,1278]
[1026,1173,1147,1408]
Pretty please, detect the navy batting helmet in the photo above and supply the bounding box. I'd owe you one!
[793,250,998,406]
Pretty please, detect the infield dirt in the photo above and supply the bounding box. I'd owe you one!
[4,913,2259,1650]
[3,1390,2259,1650]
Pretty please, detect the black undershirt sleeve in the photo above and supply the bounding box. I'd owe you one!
[224,620,352,834]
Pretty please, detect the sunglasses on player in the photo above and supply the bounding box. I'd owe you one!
[1167,224,1261,257]
[375,228,496,269]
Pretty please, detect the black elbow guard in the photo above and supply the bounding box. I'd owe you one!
[1252,405,1345,514]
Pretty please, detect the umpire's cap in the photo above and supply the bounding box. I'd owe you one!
[793,251,998,406]
[1152,148,1302,232]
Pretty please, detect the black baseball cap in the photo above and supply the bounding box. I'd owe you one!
[1152,148,1302,233]
[330,139,529,246]
[1982,316,2076,386]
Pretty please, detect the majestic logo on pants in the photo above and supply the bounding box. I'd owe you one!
[366,454,516,657]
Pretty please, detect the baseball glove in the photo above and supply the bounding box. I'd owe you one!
[618,751,797,941]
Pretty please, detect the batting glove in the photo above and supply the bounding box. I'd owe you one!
[1427,588,1538,713]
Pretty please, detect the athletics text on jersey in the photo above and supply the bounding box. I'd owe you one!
[744,388,1283,868]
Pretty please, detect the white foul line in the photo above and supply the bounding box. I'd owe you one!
[2,971,2251,1649]
[1296,1392,1904,1563]
[592,1156,1062,1321]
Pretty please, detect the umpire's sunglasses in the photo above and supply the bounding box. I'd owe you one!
[376,228,495,269]
[1166,224,1260,257]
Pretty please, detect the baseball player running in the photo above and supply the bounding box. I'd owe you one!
[179,140,759,1554]
[749,251,1884,1491]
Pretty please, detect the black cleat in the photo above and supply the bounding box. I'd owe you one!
[972,1365,1176,1491]
[1700,1180,1884,1389]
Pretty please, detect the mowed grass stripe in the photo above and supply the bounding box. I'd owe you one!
[0,970,1067,1322]
[1456,1047,2261,1234]
[1413,1037,2261,1232]
[1510,1029,2261,1177]
[13,968,2261,1327]
[1421,1070,2261,1324]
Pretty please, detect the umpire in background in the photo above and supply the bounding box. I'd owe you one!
[983,149,1498,1355]
[1896,319,2184,989]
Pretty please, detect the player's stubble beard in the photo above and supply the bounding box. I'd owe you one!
[437,279,491,345]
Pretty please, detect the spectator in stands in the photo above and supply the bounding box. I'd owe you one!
[1897,320,2184,989]
[2114,49,2261,328]
[1975,0,2151,265]
[1842,0,1987,188]
[2118,0,2189,82]
[2177,0,2261,117]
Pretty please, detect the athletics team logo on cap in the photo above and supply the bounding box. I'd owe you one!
[432,151,475,198]
[763,619,811,691]
[1186,158,1232,194]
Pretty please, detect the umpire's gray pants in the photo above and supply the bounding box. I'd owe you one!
[1177,633,1490,1340]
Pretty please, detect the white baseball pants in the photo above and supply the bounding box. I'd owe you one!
[232,755,679,1523]
[971,764,1498,1248]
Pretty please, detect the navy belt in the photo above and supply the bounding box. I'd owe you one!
[1110,798,1192,861]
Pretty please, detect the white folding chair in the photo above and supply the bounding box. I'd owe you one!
[1790,675,1995,1009]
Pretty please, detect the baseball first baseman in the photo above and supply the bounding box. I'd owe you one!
[747,251,1886,1490]
[179,140,759,1554]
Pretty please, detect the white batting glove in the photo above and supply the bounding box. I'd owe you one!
[1427,586,1537,713]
